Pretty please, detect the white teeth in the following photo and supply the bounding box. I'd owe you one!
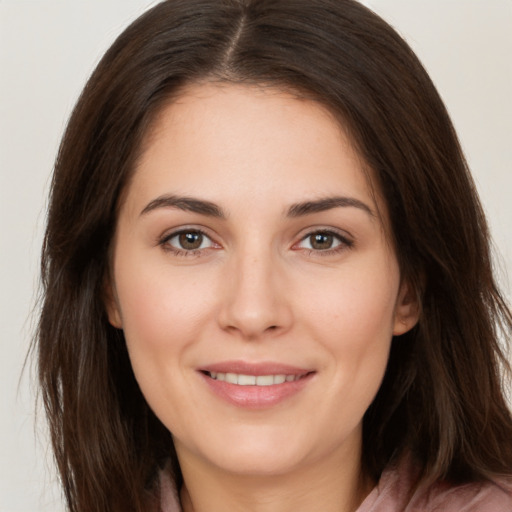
[208,372,301,385]
[255,375,274,386]
[225,373,238,384]
[238,374,256,385]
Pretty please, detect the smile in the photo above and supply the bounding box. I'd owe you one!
[199,362,315,408]
[207,372,303,385]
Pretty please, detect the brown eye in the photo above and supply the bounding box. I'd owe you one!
[178,232,204,250]
[295,230,351,253]
[163,230,215,253]
[309,233,335,250]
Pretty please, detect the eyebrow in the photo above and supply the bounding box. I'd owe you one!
[140,195,226,218]
[287,196,375,218]
[140,194,374,219]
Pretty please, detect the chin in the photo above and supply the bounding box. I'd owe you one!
[212,444,309,477]
[176,421,351,478]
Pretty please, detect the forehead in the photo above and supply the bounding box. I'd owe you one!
[126,82,385,222]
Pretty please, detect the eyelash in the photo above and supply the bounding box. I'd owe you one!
[159,228,216,257]
[158,228,354,257]
[293,230,354,256]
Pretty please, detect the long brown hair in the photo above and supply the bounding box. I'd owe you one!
[36,1,512,510]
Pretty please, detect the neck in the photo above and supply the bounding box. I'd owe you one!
[176,438,373,512]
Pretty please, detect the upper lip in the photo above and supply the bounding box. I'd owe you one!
[198,360,313,376]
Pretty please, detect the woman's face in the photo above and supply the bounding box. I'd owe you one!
[107,83,418,477]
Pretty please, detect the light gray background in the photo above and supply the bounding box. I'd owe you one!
[1,1,511,510]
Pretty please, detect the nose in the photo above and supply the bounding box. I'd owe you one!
[217,248,293,340]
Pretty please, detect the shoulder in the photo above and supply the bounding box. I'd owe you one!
[421,478,512,511]
[358,457,512,512]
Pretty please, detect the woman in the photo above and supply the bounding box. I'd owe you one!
[36,0,512,511]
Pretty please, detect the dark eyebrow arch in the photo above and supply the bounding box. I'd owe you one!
[287,196,375,218]
[140,195,226,218]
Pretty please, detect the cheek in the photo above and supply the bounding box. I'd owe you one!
[113,262,216,429]
[112,255,212,380]
[300,255,399,399]
[116,249,206,328]
[304,256,399,343]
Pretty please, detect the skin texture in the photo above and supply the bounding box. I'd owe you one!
[106,83,419,512]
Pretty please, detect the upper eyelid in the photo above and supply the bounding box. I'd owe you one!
[292,228,355,254]
[156,225,354,249]
[159,225,215,242]
[295,226,354,242]
[164,229,212,242]
[158,228,219,255]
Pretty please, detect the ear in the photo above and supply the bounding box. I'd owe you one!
[103,276,123,329]
[393,280,420,336]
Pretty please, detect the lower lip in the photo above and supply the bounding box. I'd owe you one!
[200,372,314,409]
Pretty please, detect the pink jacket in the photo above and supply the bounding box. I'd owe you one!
[159,458,512,511]
[358,458,512,511]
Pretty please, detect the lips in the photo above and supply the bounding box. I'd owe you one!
[207,372,302,385]
[198,361,314,408]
